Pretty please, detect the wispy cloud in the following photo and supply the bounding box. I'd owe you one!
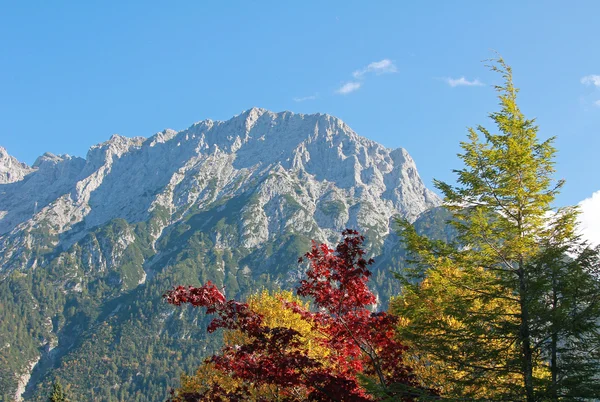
[293,94,318,102]
[352,59,398,79]
[578,190,600,246]
[330,58,396,96]
[595,100,600,108]
[581,75,600,87]
[445,77,484,87]
[336,82,362,95]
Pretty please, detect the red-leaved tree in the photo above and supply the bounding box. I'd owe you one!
[164,230,430,401]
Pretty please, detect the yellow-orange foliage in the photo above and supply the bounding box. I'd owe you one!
[393,264,549,399]
[176,290,327,401]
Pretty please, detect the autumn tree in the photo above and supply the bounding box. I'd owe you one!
[164,230,430,401]
[394,58,600,401]
[174,290,329,401]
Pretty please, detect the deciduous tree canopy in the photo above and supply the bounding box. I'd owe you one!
[164,230,431,401]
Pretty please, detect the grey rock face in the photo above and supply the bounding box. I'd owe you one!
[0,108,440,274]
[0,146,35,184]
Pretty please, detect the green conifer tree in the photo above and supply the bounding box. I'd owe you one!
[48,381,68,402]
[394,58,600,401]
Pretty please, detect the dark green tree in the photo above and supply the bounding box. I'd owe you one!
[48,381,68,402]
[529,240,600,400]
[394,58,600,401]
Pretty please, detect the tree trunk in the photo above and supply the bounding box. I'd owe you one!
[550,270,558,402]
[518,264,535,401]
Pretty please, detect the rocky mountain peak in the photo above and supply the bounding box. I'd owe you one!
[0,109,440,271]
[32,152,68,168]
[148,129,178,147]
[0,146,34,184]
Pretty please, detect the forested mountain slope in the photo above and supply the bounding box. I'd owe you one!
[0,108,442,401]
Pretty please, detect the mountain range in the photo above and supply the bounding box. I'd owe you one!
[0,108,444,401]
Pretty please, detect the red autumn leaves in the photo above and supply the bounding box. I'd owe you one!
[164,230,430,401]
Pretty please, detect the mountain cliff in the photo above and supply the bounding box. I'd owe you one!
[0,108,441,401]
[0,146,35,185]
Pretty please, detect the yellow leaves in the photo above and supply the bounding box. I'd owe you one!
[393,264,524,399]
[179,362,241,395]
[249,290,311,336]
[226,289,329,360]
[173,289,327,401]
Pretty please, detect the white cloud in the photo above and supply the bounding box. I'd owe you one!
[594,100,600,108]
[331,58,396,96]
[578,190,600,246]
[293,94,318,102]
[581,75,600,87]
[352,59,398,78]
[445,77,484,87]
[336,82,361,95]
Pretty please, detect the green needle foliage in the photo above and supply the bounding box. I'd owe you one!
[394,58,600,401]
[529,239,600,400]
[48,381,68,402]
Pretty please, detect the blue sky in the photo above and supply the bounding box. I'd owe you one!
[1,1,599,213]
